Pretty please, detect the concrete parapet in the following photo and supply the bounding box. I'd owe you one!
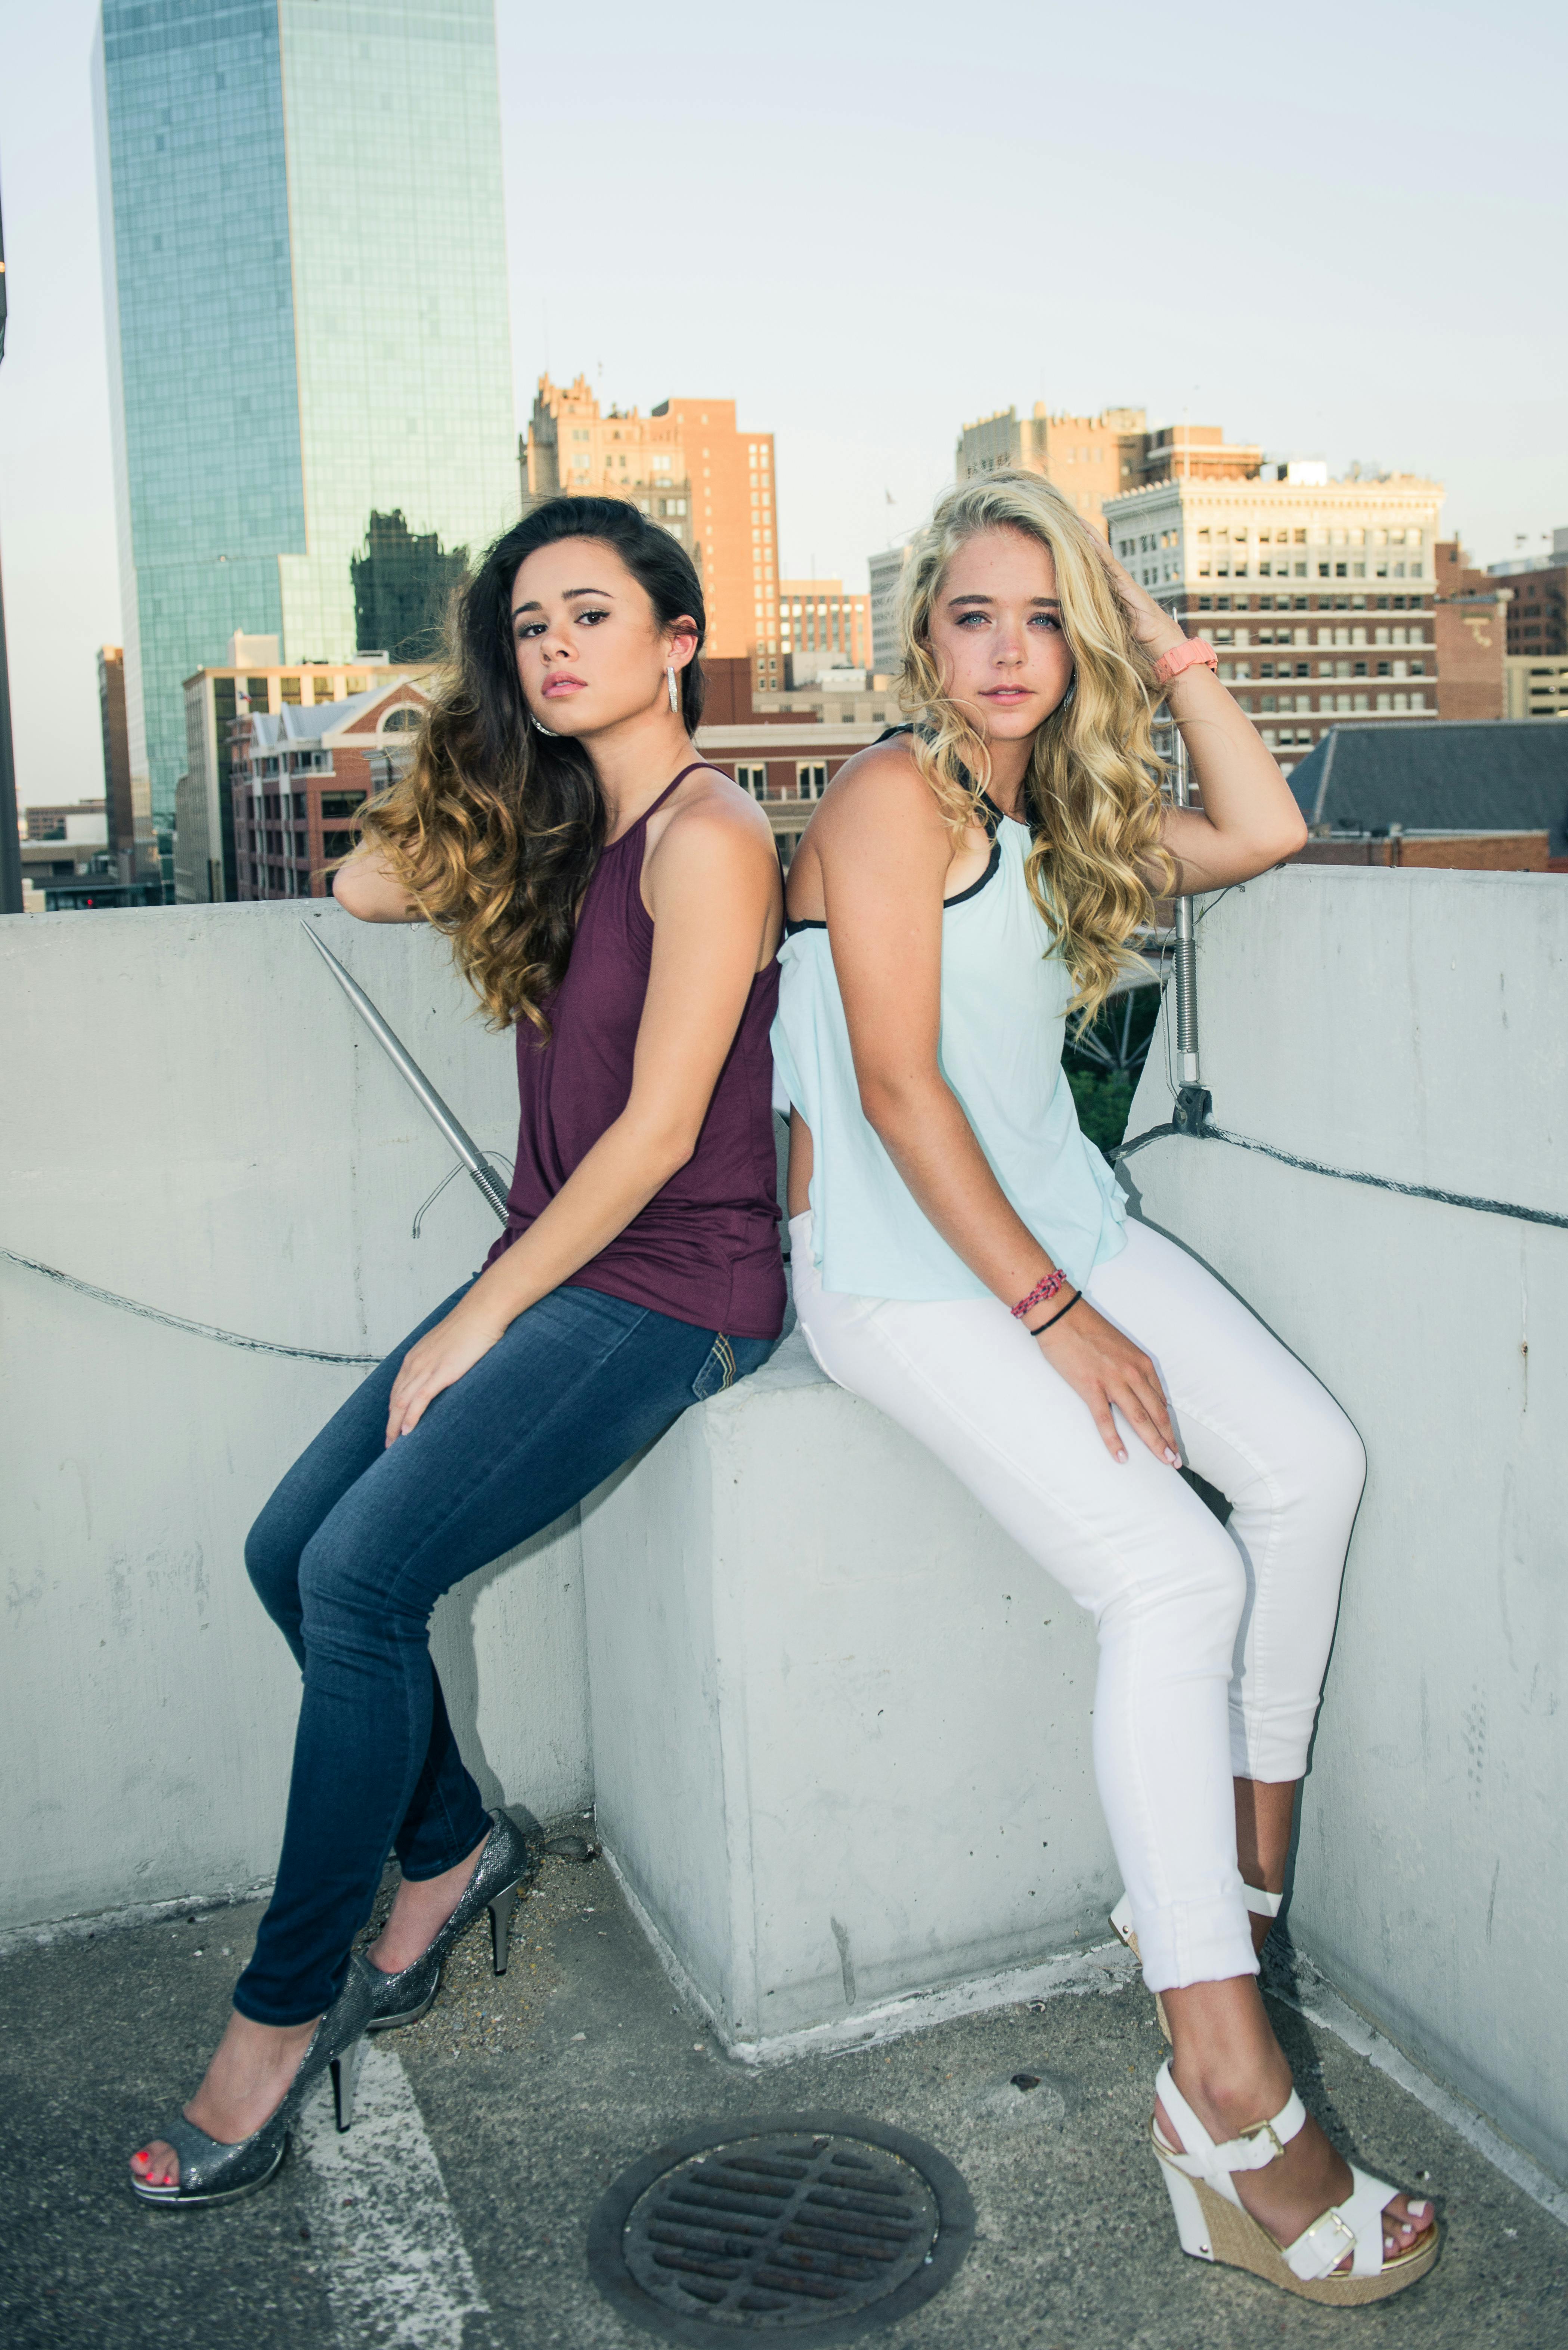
[1122,863,1566,2185]
[581,1331,1115,2055]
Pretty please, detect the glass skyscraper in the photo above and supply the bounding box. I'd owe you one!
[93,1,516,836]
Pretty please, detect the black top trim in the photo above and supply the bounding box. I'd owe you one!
[784,725,1011,934]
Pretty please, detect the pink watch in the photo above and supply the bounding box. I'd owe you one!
[1151,636,1218,687]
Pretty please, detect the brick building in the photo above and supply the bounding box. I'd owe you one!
[692,656,880,868]
[1431,542,1509,721]
[97,646,159,887]
[232,677,433,900]
[178,636,428,903]
[1496,562,1568,659]
[520,376,780,680]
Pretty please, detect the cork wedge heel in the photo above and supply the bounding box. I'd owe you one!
[1150,2059,1440,2306]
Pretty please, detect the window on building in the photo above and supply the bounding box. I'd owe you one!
[736,765,768,800]
[796,762,828,798]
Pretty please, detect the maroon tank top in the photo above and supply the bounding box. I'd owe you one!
[484,766,785,1340]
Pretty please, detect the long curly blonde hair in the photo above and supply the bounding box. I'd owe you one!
[896,471,1174,1021]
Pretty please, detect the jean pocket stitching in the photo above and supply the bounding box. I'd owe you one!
[693,1335,739,1401]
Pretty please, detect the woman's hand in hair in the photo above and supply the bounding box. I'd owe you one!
[385,1292,509,1444]
[1094,542,1186,665]
[1034,1296,1181,1468]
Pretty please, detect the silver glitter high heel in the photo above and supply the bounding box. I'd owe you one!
[365,1808,537,2034]
[129,1952,376,2208]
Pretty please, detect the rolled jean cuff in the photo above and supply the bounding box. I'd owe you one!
[232,1961,352,2030]
[398,1802,492,1883]
[1229,1712,1314,1785]
[1135,1897,1259,1995]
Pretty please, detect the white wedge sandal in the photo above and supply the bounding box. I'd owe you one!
[1109,1887,1282,2041]
[1150,2058,1440,2305]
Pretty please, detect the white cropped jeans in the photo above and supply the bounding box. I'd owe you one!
[790,1210,1366,1991]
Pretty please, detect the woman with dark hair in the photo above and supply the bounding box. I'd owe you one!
[131,497,785,2204]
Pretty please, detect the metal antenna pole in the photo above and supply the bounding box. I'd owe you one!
[300,919,510,1220]
[1168,724,1211,1137]
[0,171,23,918]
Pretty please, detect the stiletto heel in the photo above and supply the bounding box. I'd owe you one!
[489,1882,517,1975]
[365,1808,538,2033]
[331,2034,366,2131]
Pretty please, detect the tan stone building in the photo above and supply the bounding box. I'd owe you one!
[1104,467,1445,770]
[519,375,779,676]
[954,407,1263,538]
[778,578,872,678]
[956,405,1148,534]
[1504,657,1568,720]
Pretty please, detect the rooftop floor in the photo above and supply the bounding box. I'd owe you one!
[3,1824,1562,2350]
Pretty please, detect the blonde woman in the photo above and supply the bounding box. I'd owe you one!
[773,473,1438,2303]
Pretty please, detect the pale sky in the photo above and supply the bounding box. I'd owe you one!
[2,0,1565,807]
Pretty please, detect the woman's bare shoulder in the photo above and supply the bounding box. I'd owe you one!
[815,735,945,837]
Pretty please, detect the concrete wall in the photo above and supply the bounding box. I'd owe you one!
[0,903,591,1931]
[582,1336,1113,2052]
[1121,865,1565,2182]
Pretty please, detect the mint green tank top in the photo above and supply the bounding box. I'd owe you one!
[771,799,1129,1301]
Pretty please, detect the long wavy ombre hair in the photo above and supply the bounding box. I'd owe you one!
[897,471,1174,1021]
[358,497,706,1032]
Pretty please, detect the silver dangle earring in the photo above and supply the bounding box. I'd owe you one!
[667,663,679,715]
[530,711,558,738]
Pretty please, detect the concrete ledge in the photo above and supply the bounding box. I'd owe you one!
[581,1329,1118,2051]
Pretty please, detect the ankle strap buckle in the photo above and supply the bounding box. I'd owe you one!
[1240,2117,1286,2163]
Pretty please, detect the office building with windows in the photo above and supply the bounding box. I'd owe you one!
[93,0,516,839]
[1104,463,1445,770]
[869,541,914,677]
[777,579,871,682]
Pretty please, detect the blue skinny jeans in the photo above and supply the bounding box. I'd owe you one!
[236,1280,775,2025]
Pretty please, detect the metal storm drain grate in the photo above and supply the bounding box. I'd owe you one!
[589,2113,975,2343]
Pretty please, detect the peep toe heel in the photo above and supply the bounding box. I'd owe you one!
[1110,1886,1283,2041]
[129,1952,376,2209]
[1149,2057,1440,2304]
[366,1806,536,2034]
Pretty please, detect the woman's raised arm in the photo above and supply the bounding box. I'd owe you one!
[1101,553,1309,896]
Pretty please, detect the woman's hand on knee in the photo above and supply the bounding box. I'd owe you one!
[386,1299,508,1444]
[1035,1301,1181,1468]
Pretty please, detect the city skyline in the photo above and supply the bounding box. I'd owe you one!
[93,0,516,841]
[3,0,1566,807]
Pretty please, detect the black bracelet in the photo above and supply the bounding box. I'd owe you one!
[1027,1288,1083,1337]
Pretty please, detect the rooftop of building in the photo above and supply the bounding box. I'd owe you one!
[1289,719,1568,845]
[1,859,1564,2341]
[245,678,431,750]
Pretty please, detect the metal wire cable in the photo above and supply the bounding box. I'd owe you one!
[0,1247,381,1364]
[1113,1128,1567,1231]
